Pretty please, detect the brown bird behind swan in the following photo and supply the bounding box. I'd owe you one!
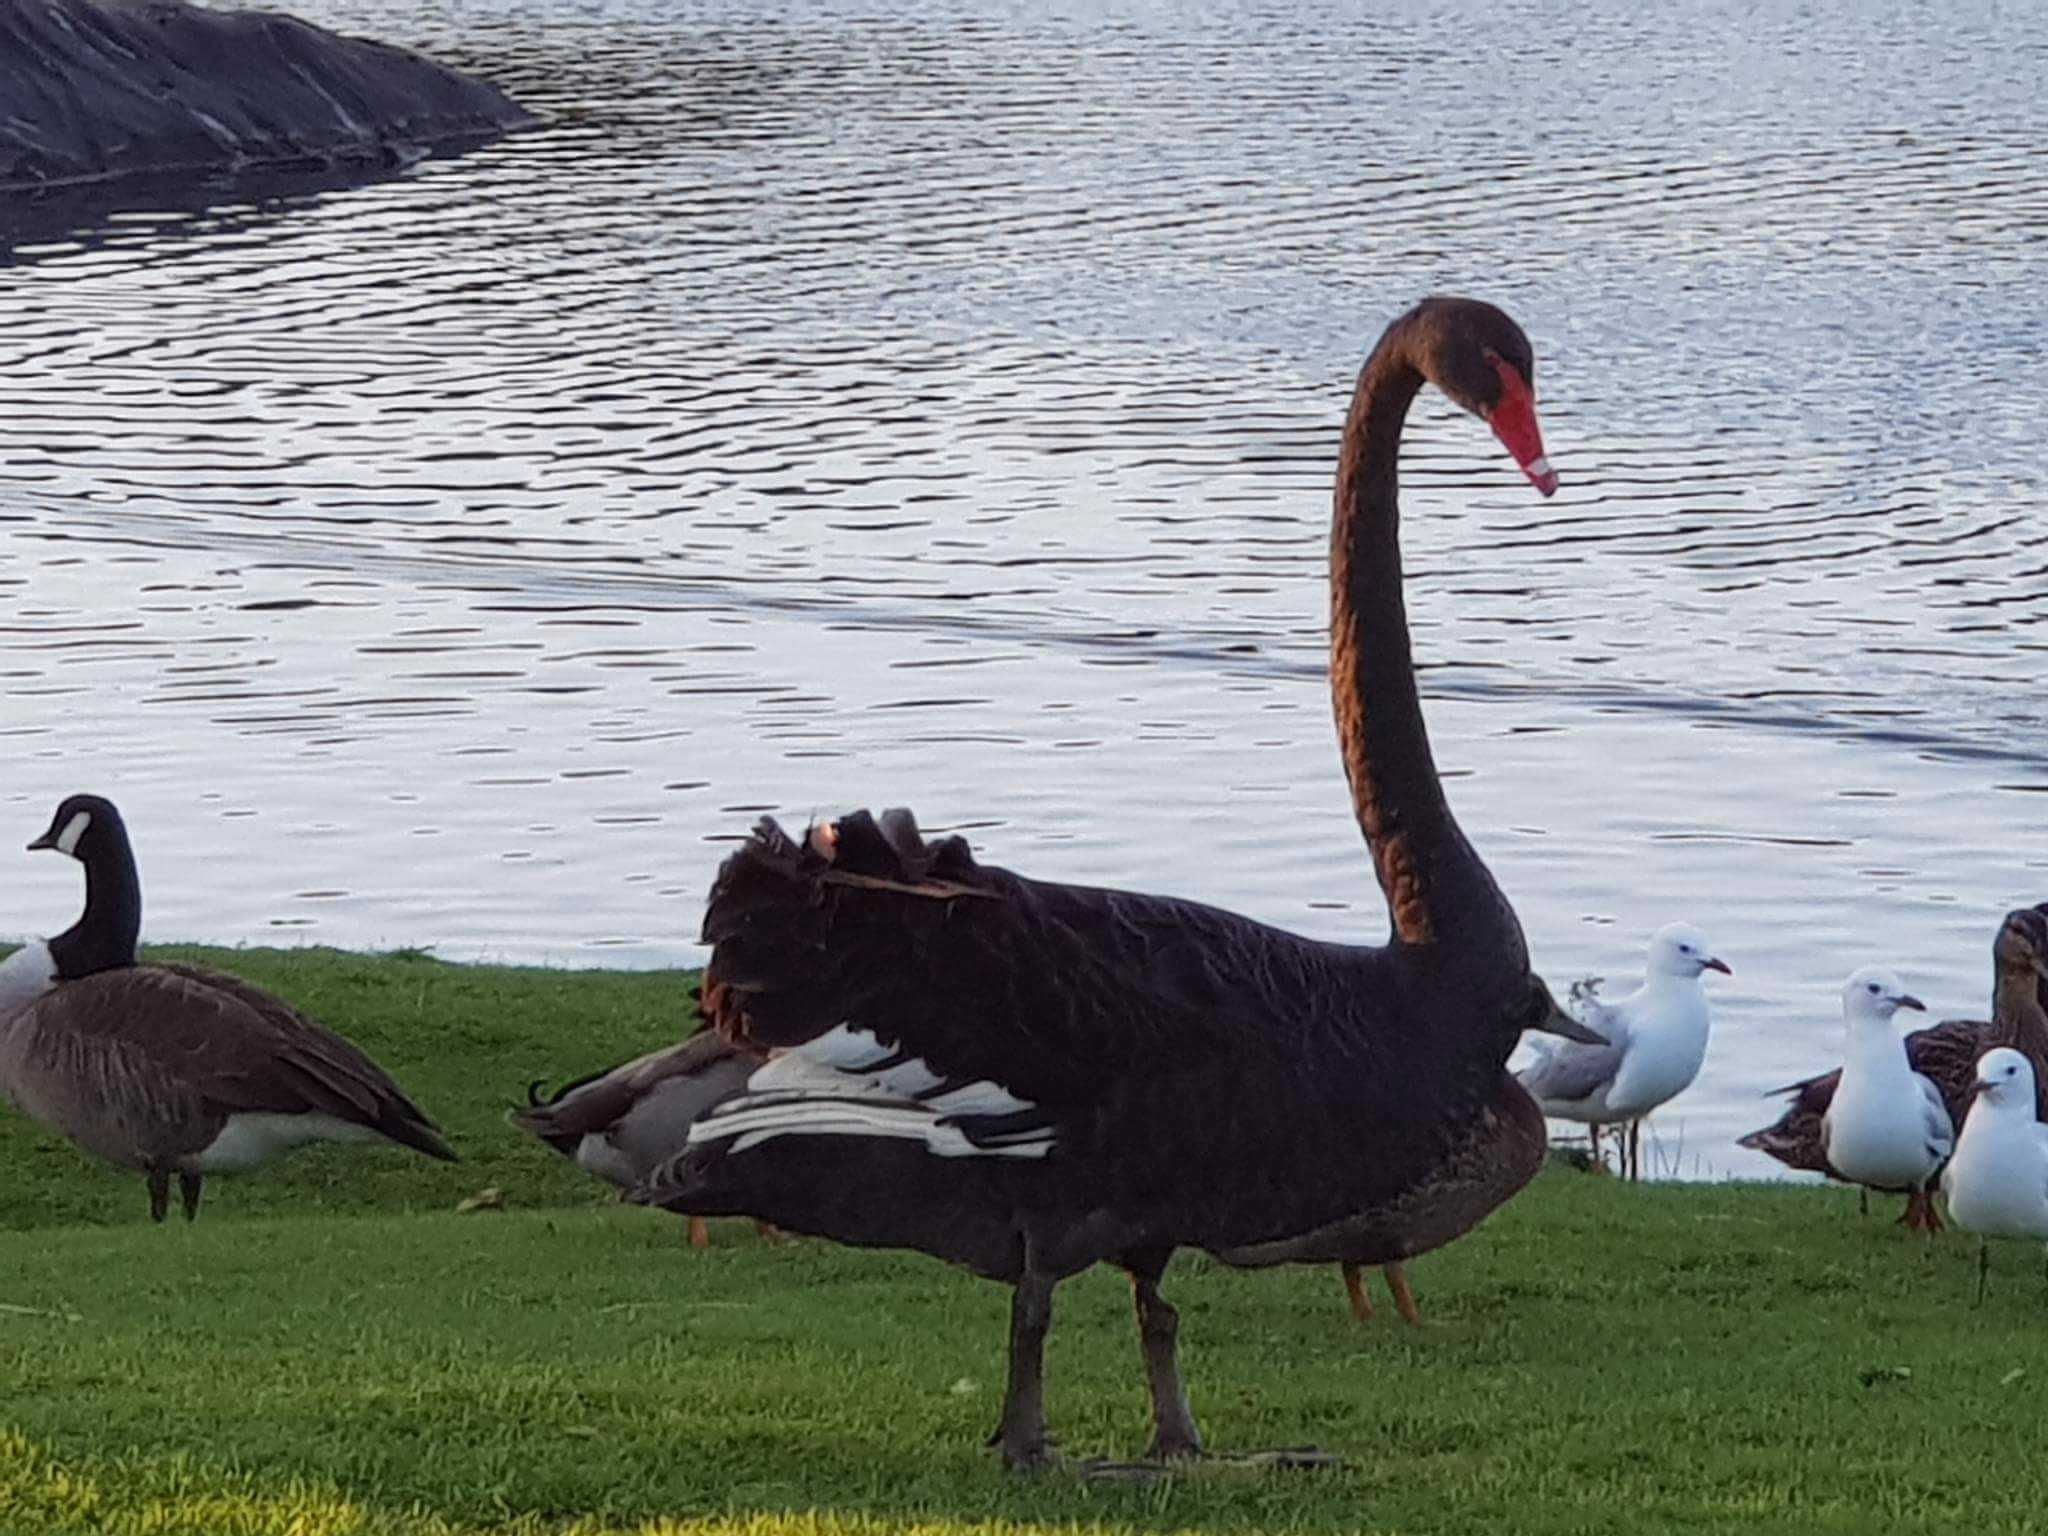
[637,297,1592,1470]
[514,1028,779,1246]
[1738,905,2048,1216]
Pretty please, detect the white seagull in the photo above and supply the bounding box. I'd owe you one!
[1941,1046,2048,1302]
[1517,922,1729,1179]
[1822,967,1954,1233]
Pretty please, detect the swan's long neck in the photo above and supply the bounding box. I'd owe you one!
[47,825,142,980]
[1330,328,1523,968]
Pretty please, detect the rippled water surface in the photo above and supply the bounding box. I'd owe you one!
[3,0,2046,1175]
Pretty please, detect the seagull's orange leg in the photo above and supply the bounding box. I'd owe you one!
[1343,1261,1373,1322]
[1385,1263,1423,1328]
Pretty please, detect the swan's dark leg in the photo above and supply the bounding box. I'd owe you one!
[991,1271,1057,1471]
[179,1173,204,1222]
[1385,1263,1422,1327]
[146,1168,170,1223]
[1342,1261,1373,1322]
[1122,1249,1201,1462]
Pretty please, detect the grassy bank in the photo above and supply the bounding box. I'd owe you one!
[3,948,2046,1535]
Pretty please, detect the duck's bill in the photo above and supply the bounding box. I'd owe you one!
[1486,363,1558,497]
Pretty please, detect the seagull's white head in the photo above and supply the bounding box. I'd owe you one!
[1841,966,1926,1024]
[1973,1046,2038,1113]
[1648,922,1730,981]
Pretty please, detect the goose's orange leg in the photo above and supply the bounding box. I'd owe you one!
[1342,1261,1373,1322]
[1384,1263,1422,1327]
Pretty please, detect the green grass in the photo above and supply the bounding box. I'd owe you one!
[4,947,2048,1535]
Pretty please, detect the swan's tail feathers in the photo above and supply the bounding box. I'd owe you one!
[697,809,997,1050]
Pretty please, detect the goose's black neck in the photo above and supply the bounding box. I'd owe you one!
[1329,319,1524,975]
[47,821,142,980]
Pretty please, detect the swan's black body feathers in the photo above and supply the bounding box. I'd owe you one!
[639,810,1552,1274]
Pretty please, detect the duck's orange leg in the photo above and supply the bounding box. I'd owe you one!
[1342,1261,1373,1322]
[1384,1263,1422,1328]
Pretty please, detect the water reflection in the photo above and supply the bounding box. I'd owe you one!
[1,0,2045,1176]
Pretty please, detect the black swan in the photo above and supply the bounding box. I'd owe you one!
[514,1028,779,1246]
[0,795,455,1220]
[637,297,1590,1469]
[1739,905,2048,1222]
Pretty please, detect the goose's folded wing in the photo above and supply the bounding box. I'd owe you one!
[22,965,454,1158]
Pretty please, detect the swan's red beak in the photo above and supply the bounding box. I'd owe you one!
[1486,358,1557,497]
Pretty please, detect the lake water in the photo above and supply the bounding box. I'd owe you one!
[1,0,2044,1177]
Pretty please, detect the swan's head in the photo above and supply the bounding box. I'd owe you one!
[1647,922,1730,981]
[27,793,127,864]
[1973,1046,2038,1111]
[1841,966,1925,1024]
[1404,296,1557,498]
[1993,906,2048,981]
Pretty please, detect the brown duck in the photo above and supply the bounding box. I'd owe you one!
[1739,905,2048,1223]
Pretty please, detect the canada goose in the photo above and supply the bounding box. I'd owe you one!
[0,794,457,1220]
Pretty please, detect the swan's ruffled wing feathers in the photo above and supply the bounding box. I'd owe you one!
[696,810,1370,1119]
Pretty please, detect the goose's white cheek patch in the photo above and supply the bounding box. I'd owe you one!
[55,811,91,857]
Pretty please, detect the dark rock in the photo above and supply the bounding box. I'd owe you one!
[0,0,533,193]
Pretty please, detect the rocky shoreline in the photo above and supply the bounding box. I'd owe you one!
[0,0,531,194]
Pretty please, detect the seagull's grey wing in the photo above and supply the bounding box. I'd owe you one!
[1915,1073,1955,1162]
[1518,1033,1627,1107]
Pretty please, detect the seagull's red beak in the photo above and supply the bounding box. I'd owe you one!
[1486,356,1558,497]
